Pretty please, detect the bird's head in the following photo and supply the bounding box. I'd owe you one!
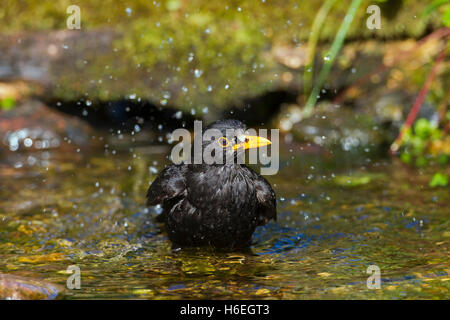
[201,119,272,163]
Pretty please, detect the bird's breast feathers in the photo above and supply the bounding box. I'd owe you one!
[186,165,256,208]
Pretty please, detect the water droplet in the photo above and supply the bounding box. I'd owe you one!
[194,69,203,78]
[173,111,182,119]
[149,166,158,174]
[24,138,33,148]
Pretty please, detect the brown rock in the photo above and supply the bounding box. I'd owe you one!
[0,99,98,154]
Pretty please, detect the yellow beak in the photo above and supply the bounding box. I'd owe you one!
[233,135,272,150]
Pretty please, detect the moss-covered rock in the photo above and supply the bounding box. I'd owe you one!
[0,0,445,114]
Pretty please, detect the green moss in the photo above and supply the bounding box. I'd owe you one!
[0,1,441,39]
[1,1,445,112]
[115,11,271,110]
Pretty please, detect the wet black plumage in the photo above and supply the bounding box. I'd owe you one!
[146,119,276,249]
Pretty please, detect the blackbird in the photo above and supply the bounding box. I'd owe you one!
[146,119,276,249]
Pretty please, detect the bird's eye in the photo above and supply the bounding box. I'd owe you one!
[217,137,230,147]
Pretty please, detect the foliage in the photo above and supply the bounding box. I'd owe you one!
[303,0,363,117]
[423,0,450,26]
[429,172,448,187]
[400,118,449,187]
[303,0,338,95]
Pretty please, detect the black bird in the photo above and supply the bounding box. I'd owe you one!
[146,119,276,249]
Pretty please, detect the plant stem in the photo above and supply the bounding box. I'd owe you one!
[390,40,448,154]
[304,0,338,96]
[303,0,363,118]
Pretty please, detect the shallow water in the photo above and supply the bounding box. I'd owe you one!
[0,137,448,299]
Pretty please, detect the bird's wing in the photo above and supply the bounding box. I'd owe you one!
[253,174,277,224]
[146,164,187,206]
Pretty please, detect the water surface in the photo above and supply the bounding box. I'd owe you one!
[0,138,448,299]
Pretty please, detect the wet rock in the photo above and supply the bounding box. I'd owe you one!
[0,30,442,121]
[0,99,98,155]
[355,89,439,127]
[0,30,279,113]
[281,104,386,154]
[272,45,307,70]
[0,273,61,300]
[0,30,114,85]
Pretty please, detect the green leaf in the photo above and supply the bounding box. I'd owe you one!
[415,156,427,167]
[438,154,448,165]
[400,152,412,164]
[443,6,450,26]
[429,172,448,188]
[414,118,434,139]
[422,0,450,17]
